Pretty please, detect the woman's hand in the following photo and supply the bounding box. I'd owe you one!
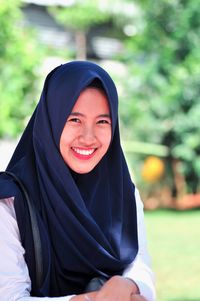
[70,276,149,301]
[92,275,139,301]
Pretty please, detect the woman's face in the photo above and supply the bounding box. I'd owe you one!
[60,87,112,174]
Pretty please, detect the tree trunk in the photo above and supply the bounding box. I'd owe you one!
[75,30,87,60]
[171,159,187,200]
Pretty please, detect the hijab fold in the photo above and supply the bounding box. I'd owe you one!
[0,61,138,297]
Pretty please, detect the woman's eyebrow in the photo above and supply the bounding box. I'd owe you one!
[98,114,111,118]
[70,112,111,118]
[69,112,84,117]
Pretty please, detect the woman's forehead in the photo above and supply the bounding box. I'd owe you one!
[71,87,110,115]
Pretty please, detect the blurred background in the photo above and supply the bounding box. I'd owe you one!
[0,0,199,299]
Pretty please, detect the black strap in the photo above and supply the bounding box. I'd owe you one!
[0,171,43,289]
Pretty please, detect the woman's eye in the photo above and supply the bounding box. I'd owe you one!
[97,119,111,124]
[68,118,81,123]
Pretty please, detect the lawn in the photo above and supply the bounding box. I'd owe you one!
[144,209,200,301]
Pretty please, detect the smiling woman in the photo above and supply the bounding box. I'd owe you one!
[60,87,112,174]
[0,61,155,301]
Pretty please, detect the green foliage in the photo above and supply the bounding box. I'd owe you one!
[0,0,42,138]
[122,0,200,193]
[49,0,110,32]
[49,0,139,33]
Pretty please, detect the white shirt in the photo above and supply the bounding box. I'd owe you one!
[0,189,156,301]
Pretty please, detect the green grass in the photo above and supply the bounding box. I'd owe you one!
[144,209,200,301]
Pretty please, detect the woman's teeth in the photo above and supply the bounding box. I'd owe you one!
[73,148,95,155]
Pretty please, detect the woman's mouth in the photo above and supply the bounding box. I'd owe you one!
[71,147,96,160]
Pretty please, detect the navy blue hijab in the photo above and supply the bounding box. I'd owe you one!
[0,61,138,297]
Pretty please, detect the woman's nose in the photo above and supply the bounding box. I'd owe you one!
[78,125,96,145]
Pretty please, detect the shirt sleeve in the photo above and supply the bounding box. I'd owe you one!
[122,188,156,301]
[0,198,74,301]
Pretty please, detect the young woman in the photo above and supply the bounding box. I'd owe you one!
[0,61,155,301]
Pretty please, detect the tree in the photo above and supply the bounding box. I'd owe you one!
[49,0,140,59]
[0,0,42,138]
[122,0,200,196]
[49,0,110,59]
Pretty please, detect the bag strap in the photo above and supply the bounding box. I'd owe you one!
[0,171,43,289]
